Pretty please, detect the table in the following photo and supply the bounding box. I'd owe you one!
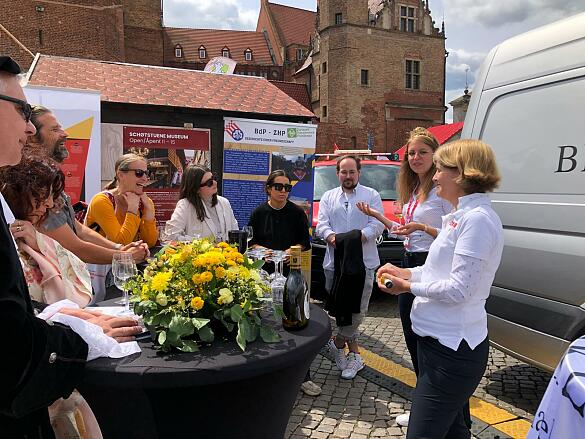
[79,304,331,439]
[527,336,585,438]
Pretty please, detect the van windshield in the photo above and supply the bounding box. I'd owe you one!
[313,163,399,201]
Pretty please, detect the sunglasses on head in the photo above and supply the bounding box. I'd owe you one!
[0,94,32,122]
[121,168,148,177]
[270,183,293,192]
[201,176,216,187]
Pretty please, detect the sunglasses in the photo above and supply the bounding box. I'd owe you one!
[121,169,148,177]
[270,183,293,192]
[201,176,216,187]
[0,94,32,122]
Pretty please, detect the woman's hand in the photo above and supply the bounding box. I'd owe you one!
[123,192,141,215]
[356,202,382,219]
[121,241,150,262]
[377,273,410,295]
[377,263,411,280]
[10,220,40,252]
[393,222,423,236]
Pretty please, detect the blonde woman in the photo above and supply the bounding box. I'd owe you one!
[85,154,158,248]
[377,139,504,438]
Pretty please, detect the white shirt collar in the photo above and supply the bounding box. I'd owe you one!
[457,193,491,211]
[0,193,15,224]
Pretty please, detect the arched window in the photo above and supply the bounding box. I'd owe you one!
[244,48,253,61]
[222,46,230,58]
[174,44,183,58]
[198,45,207,59]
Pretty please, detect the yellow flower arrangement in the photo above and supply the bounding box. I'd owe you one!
[128,238,278,352]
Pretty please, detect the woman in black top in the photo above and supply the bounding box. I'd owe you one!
[248,170,319,396]
[248,170,310,275]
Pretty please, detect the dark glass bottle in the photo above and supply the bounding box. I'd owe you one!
[282,245,310,330]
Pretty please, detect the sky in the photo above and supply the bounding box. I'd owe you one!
[163,0,585,121]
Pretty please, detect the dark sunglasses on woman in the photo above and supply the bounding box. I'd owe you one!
[0,94,32,122]
[122,169,148,177]
[271,183,293,192]
[201,176,216,187]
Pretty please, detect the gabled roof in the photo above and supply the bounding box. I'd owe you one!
[269,80,312,111]
[164,28,273,64]
[27,55,314,118]
[267,2,316,46]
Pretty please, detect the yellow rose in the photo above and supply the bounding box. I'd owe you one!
[215,266,226,279]
[191,273,201,284]
[155,292,168,306]
[200,271,213,283]
[239,267,250,279]
[190,296,204,311]
[217,288,234,305]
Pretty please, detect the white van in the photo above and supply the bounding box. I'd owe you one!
[462,12,585,371]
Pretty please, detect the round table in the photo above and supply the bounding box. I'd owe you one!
[79,304,331,439]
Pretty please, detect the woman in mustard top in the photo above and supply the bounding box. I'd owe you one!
[85,154,158,248]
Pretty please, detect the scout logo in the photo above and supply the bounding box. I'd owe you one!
[225,121,244,141]
[287,128,297,138]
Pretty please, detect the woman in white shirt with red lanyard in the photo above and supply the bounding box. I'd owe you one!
[377,139,504,438]
[358,127,451,426]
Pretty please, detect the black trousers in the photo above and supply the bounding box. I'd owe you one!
[407,336,489,439]
[399,251,428,376]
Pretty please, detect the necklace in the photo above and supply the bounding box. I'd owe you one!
[268,200,286,211]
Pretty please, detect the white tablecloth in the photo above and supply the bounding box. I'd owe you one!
[527,337,585,438]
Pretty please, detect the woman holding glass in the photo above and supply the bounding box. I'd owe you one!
[247,170,319,396]
[165,164,238,242]
[85,153,158,248]
[357,127,452,426]
[377,139,504,438]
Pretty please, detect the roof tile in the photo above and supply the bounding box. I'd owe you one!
[267,2,316,46]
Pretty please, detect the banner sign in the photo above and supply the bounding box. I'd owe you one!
[123,126,209,150]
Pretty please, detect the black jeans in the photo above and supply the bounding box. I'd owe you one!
[407,336,489,439]
[399,251,428,376]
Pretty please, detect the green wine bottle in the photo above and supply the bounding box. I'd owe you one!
[282,245,310,330]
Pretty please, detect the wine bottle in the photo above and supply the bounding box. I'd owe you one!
[282,245,310,330]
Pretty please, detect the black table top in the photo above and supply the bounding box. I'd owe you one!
[84,303,331,389]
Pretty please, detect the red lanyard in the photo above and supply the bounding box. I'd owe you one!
[404,194,419,224]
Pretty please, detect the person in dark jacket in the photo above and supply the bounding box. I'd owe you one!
[0,56,141,438]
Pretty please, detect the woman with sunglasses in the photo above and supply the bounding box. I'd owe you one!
[85,153,158,248]
[165,164,238,242]
[247,170,319,396]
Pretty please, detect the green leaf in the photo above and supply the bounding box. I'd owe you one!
[260,326,280,343]
[169,316,195,337]
[236,327,246,351]
[159,311,174,327]
[222,320,235,332]
[198,326,214,343]
[230,304,243,322]
[251,312,261,326]
[158,330,167,345]
[251,259,265,270]
[179,340,199,352]
[242,300,252,313]
[239,316,258,343]
[191,317,210,330]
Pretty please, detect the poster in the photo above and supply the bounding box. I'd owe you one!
[102,123,210,224]
[24,85,101,203]
[222,117,317,227]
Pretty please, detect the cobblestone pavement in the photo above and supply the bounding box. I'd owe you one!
[285,294,552,438]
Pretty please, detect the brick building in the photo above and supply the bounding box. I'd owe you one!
[261,0,447,152]
[0,0,163,70]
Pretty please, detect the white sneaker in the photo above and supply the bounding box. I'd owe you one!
[396,412,410,427]
[341,352,364,379]
[327,339,348,371]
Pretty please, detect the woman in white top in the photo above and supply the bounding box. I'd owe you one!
[165,165,238,242]
[358,128,451,423]
[377,139,504,438]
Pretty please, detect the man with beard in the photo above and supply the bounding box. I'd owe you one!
[24,105,148,265]
[316,155,384,379]
[0,55,142,438]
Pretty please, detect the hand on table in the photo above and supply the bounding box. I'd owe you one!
[59,308,142,343]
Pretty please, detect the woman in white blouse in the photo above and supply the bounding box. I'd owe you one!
[358,128,452,426]
[377,139,504,438]
[165,165,238,242]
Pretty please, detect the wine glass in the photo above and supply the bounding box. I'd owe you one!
[242,226,253,251]
[112,252,137,314]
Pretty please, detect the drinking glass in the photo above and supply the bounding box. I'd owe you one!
[268,250,287,285]
[228,229,248,254]
[242,226,253,251]
[112,252,137,314]
[158,225,171,245]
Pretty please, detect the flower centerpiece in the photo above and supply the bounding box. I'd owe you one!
[127,239,279,352]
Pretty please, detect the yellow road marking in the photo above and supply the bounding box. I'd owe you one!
[359,347,532,438]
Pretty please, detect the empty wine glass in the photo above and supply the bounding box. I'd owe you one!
[158,225,171,245]
[268,250,287,285]
[112,252,137,314]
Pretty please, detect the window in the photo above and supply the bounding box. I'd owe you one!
[296,48,304,61]
[400,6,415,32]
[244,49,253,61]
[222,47,230,58]
[405,60,420,89]
[174,44,183,58]
[198,45,206,59]
[322,105,328,118]
[322,61,327,74]
[335,13,342,25]
[360,69,369,86]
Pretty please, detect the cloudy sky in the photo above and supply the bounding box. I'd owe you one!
[163,0,585,121]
